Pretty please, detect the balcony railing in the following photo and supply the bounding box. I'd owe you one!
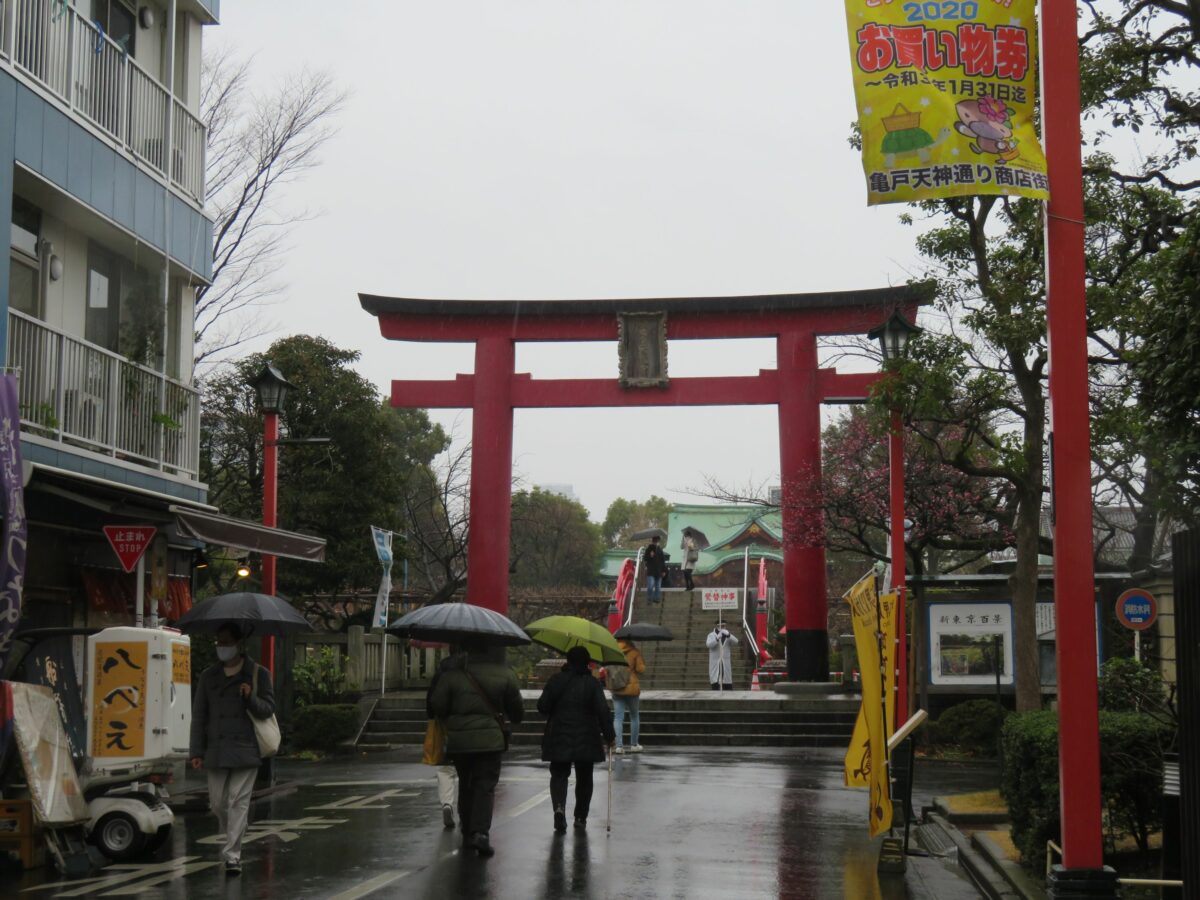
[4,0,206,204]
[6,310,202,479]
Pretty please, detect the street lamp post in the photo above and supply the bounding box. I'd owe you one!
[868,310,921,730]
[250,362,294,676]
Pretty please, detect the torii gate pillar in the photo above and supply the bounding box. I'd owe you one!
[467,336,515,612]
[778,331,828,679]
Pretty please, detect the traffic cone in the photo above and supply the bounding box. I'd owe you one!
[750,670,761,692]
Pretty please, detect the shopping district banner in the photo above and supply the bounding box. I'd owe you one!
[844,0,1048,205]
[0,374,26,673]
[843,574,896,837]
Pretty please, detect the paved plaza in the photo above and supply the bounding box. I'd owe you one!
[2,746,988,899]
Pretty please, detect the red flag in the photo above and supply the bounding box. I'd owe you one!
[608,558,635,633]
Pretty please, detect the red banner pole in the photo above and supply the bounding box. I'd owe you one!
[889,409,907,728]
[1039,0,1104,871]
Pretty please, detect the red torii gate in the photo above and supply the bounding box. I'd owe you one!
[361,286,926,680]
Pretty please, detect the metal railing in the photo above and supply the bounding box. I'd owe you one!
[1045,840,1182,890]
[6,1,205,203]
[623,546,645,627]
[6,310,201,478]
[741,547,761,661]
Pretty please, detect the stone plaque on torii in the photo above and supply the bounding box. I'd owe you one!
[360,287,929,681]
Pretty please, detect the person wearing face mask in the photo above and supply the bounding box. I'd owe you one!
[189,622,275,876]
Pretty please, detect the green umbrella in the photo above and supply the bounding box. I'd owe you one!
[524,615,628,666]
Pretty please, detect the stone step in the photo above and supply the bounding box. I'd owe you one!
[359,732,852,750]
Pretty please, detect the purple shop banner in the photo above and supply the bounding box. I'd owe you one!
[0,374,26,672]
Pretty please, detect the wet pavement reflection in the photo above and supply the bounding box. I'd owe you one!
[2,747,989,899]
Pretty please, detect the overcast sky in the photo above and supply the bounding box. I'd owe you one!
[207,2,929,521]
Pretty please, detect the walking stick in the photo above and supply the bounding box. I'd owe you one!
[606,746,613,835]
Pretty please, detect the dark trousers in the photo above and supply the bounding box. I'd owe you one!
[549,761,595,821]
[452,752,503,837]
[684,571,695,590]
[711,682,733,691]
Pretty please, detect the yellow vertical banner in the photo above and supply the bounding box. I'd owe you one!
[91,642,148,758]
[843,575,896,837]
[844,0,1048,205]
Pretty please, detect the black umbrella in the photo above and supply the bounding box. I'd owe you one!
[175,592,311,636]
[630,527,668,542]
[388,602,531,647]
[681,527,710,550]
[613,622,674,642]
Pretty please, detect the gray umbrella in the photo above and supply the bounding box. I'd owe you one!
[175,592,311,636]
[388,602,531,646]
[613,622,674,642]
[629,527,668,542]
[681,527,710,549]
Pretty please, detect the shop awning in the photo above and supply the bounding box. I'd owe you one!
[170,507,326,563]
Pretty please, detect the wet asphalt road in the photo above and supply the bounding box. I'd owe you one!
[4,747,991,899]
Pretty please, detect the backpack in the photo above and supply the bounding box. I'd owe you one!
[607,664,632,692]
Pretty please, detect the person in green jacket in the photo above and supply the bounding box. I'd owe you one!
[428,645,524,857]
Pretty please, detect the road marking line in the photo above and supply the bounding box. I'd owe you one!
[315,776,544,787]
[507,788,551,819]
[326,869,411,900]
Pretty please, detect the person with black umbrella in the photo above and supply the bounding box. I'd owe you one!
[428,642,524,857]
[188,622,275,876]
[538,646,616,833]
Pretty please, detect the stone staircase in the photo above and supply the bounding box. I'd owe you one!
[357,590,859,750]
[626,587,754,690]
[359,691,859,750]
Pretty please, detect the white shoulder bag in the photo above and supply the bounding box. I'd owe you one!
[249,662,281,758]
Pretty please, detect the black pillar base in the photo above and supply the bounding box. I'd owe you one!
[1046,865,1119,899]
[786,629,829,682]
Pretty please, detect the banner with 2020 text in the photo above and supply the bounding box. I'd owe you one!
[845,0,1048,205]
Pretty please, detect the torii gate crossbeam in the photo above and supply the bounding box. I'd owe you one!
[362,287,928,681]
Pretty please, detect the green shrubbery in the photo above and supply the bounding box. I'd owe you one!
[1000,709,1173,869]
[291,704,359,752]
[1098,657,1167,714]
[292,647,347,708]
[930,699,1009,756]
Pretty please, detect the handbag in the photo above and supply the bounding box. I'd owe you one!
[422,719,447,766]
[463,668,513,751]
[248,662,281,758]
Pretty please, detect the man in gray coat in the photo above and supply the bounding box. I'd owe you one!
[189,623,275,875]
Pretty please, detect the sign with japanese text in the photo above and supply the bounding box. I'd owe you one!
[701,588,740,610]
[370,527,394,630]
[91,641,148,758]
[102,526,157,573]
[843,575,894,837]
[844,0,1048,205]
[0,374,27,674]
[1115,589,1157,631]
[927,601,1014,686]
[172,643,191,684]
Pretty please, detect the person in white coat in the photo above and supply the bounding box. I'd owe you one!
[706,623,739,690]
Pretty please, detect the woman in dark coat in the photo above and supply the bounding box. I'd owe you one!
[537,646,616,832]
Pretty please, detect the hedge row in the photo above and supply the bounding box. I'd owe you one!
[291,703,360,752]
[1000,710,1173,869]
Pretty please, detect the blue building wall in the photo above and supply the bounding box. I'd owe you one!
[0,72,14,360]
[3,73,213,281]
[1,69,212,502]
